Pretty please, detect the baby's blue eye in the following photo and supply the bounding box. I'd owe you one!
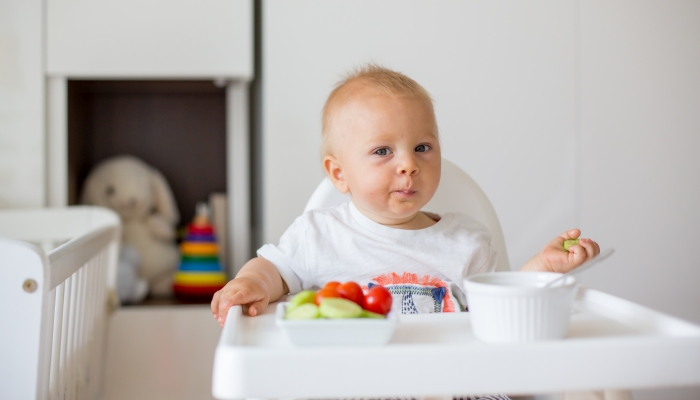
[415,144,430,153]
[374,148,391,156]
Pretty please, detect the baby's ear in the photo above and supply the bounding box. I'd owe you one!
[323,156,349,194]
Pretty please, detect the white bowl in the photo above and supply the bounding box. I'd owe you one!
[464,272,577,343]
[275,302,398,346]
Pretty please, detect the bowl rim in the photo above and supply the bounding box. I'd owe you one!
[275,302,398,326]
[464,271,577,294]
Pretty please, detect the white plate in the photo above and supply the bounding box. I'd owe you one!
[275,302,398,346]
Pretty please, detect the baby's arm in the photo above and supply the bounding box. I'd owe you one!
[211,256,288,327]
[519,228,600,273]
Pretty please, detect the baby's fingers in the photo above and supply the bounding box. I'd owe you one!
[558,228,581,242]
[211,290,222,319]
[566,243,590,270]
[218,289,265,325]
[246,298,270,317]
[577,238,600,261]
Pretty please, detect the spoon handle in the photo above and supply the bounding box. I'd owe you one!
[542,248,615,288]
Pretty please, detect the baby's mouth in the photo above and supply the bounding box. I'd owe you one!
[393,189,417,196]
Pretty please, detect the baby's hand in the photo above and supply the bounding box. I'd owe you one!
[211,276,270,327]
[523,228,600,274]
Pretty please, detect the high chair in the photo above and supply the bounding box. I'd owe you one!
[304,157,511,273]
[213,158,700,400]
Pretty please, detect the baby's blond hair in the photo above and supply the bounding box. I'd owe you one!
[321,64,435,157]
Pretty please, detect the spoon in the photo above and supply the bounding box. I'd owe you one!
[541,248,615,288]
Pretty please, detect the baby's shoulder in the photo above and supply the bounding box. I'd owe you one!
[293,203,353,229]
[438,211,492,240]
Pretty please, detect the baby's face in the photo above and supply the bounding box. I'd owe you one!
[327,89,441,226]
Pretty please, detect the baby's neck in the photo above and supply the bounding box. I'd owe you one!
[384,212,438,230]
[356,206,438,230]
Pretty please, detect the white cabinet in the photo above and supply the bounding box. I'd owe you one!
[1,1,253,211]
[46,0,252,78]
[0,0,44,208]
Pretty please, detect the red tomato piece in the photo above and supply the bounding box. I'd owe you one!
[336,282,365,306]
[314,288,341,306]
[323,281,341,291]
[363,285,393,315]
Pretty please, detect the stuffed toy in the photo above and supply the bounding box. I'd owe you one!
[81,155,180,296]
[117,244,149,304]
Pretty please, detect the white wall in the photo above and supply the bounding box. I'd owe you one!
[577,0,700,328]
[0,0,44,208]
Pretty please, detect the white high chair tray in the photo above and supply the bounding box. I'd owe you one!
[212,287,700,399]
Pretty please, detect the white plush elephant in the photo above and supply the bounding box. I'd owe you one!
[81,155,180,296]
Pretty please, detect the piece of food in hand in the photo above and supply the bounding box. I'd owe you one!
[319,298,363,318]
[360,310,385,318]
[363,285,393,315]
[287,290,317,313]
[563,239,580,251]
[314,287,342,306]
[336,281,365,306]
[286,303,320,319]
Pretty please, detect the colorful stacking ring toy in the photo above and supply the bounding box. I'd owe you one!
[173,204,227,301]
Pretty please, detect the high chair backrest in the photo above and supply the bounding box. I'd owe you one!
[304,158,511,272]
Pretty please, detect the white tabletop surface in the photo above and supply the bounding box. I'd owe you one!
[213,288,700,399]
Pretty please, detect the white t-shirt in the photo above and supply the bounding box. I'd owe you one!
[257,202,497,313]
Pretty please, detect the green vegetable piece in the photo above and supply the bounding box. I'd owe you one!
[287,290,317,313]
[286,303,320,319]
[360,310,385,319]
[563,239,580,251]
[319,298,363,319]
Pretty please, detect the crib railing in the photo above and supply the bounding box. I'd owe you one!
[0,207,120,400]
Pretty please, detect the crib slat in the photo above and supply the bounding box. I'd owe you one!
[59,277,72,400]
[68,274,78,400]
[49,227,116,291]
[82,265,90,400]
[85,259,97,400]
[38,286,57,400]
[94,252,109,399]
[74,268,85,400]
[74,266,86,400]
[50,284,64,400]
[81,259,93,400]
[61,250,118,400]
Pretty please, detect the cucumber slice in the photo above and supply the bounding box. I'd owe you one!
[319,298,363,319]
[360,310,385,319]
[286,303,320,319]
[287,290,317,313]
[563,239,579,251]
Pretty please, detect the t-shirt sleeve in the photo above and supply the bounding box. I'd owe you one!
[256,215,314,295]
[469,241,498,276]
[453,216,499,308]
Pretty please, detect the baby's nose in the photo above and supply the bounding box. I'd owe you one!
[398,161,419,176]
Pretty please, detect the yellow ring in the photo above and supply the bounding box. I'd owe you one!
[174,272,227,286]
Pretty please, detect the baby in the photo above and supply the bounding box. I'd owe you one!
[211,64,599,325]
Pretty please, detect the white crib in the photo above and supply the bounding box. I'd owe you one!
[0,206,120,400]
